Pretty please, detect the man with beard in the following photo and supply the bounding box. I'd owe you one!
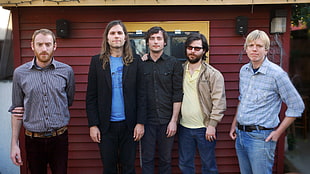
[140,26,183,174]
[178,33,226,174]
[9,29,75,174]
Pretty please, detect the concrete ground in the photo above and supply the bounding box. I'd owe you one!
[285,129,310,174]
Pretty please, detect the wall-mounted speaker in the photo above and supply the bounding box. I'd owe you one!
[56,19,69,38]
[236,16,248,35]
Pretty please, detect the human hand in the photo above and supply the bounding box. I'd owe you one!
[10,144,23,166]
[134,124,144,141]
[265,130,279,142]
[206,125,216,142]
[166,121,177,138]
[90,126,101,143]
[141,54,148,61]
[229,127,237,140]
[11,107,24,120]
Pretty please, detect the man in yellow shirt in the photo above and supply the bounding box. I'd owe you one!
[179,33,226,174]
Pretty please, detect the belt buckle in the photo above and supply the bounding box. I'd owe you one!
[43,132,53,137]
[245,127,253,132]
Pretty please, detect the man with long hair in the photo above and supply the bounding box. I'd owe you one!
[86,20,146,173]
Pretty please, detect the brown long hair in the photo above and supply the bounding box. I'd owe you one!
[99,20,133,69]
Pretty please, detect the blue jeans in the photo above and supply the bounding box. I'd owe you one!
[235,128,277,174]
[141,124,175,174]
[178,125,218,174]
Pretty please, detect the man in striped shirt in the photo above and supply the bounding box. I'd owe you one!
[9,29,75,174]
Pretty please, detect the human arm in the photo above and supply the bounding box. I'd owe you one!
[264,71,305,142]
[86,56,101,128]
[11,107,24,120]
[229,114,238,140]
[166,102,181,137]
[206,68,227,141]
[265,117,296,142]
[66,66,75,107]
[10,114,23,166]
[134,58,146,141]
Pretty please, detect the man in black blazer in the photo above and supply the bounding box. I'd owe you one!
[86,20,146,174]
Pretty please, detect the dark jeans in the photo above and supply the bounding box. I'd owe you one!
[141,124,175,174]
[25,130,68,174]
[98,121,136,174]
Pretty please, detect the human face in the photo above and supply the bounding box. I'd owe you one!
[245,38,268,67]
[186,39,204,64]
[148,31,165,54]
[31,33,56,67]
[107,25,126,49]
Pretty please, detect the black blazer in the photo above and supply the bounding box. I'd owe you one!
[86,54,146,133]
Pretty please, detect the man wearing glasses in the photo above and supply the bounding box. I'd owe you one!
[178,32,226,173]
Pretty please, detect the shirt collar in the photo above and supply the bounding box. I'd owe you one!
[29,56,56,70]
[147,53,168,61]
[246,57,269,75]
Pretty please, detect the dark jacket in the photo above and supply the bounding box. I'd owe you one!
[86,54,146,133]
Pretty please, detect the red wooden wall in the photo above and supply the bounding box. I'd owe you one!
[9,4,291,174]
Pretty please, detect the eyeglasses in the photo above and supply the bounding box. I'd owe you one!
[186,46,203,51]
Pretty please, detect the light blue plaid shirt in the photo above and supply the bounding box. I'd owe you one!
[237,58,305,128]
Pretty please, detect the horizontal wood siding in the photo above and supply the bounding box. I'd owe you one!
[10,4,291,174]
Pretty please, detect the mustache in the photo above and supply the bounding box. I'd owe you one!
[39,52,49,55]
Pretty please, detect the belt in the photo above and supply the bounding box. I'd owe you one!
[237,124,273,132]
[25,126,67,138]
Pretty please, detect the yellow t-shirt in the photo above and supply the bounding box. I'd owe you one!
[180,64,205,128]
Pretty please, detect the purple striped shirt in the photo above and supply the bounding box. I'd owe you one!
[9,57,75,132]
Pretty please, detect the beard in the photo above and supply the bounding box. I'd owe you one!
[35,51,53,63]
[187,55,202,64]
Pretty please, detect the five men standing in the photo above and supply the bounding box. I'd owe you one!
[9,24,302,174]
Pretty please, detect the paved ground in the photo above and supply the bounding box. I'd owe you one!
[285,130,310,174]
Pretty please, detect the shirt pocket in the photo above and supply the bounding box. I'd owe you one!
[252,88,268,103]
[159,71,172,83]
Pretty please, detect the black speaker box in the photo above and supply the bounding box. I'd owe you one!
[236,16,248,35]
[56,19,69,38]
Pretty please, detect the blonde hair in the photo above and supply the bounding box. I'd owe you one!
[244,30,270,51]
